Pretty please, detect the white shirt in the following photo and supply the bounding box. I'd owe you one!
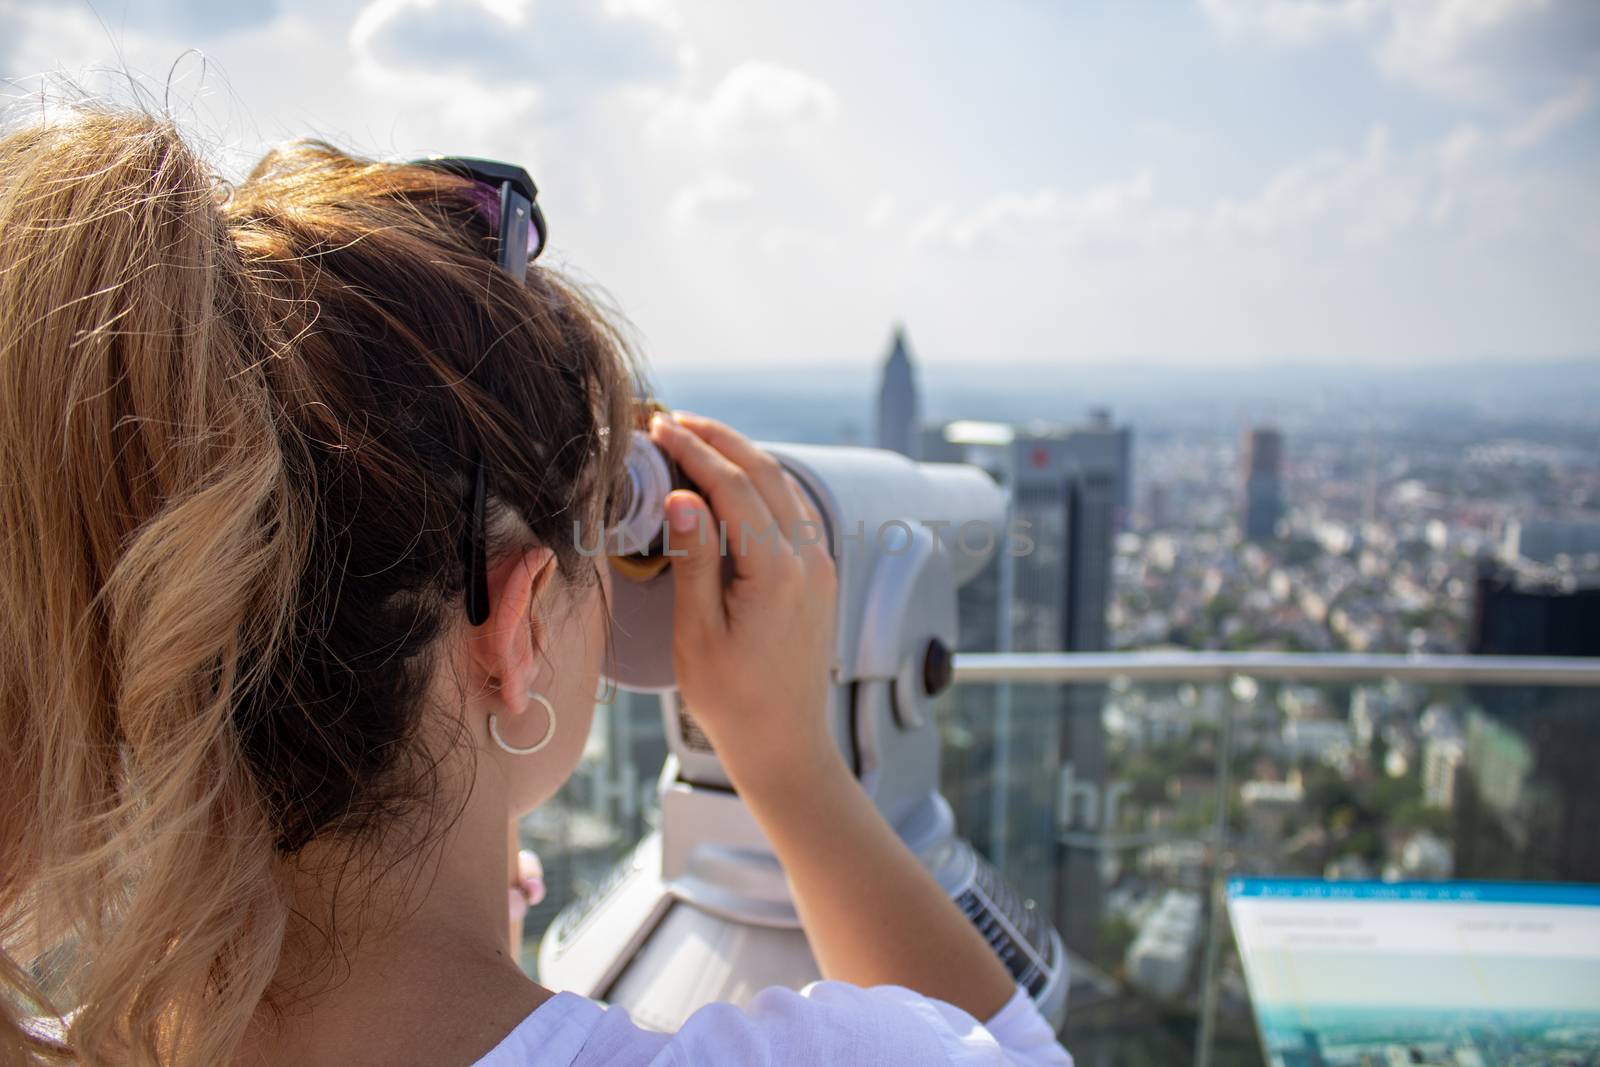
[474,982,1073,1067]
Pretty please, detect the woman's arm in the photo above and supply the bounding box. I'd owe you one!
[737,742,1017,1020]
[648,412,1017,1023]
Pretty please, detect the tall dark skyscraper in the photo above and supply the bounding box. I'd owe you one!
[1472,563,1600,657]
[875,324,920,457]
[1240,426,1284,541]
[1454,562,1600,884]
[921,415,1131,957]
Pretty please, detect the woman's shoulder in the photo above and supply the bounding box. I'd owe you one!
[474,991,611,1066]
[635,981,963,1065]
[476,983,1070,1067]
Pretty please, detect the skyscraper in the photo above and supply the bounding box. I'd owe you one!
[1454,562,1600,884]
[875,324,920,457]
[1240,426,1284,541]
[921,414,1131,957]
[920,417,1129,655]
[1501,517,1600,567]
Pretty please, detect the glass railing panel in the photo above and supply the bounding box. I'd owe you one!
[512,670,1599,1067]
[941,675,1600,1066]
[517,689,665,973]
[1216,678,1600,1067]
[940,678,1236,1065]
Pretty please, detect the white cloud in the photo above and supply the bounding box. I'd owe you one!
[759,224,837,254]
[0,5,340,176]
[1211,126,1400,241]
[1436,122,1487,171]
[0,0,1593,366]
[1203,118,1566,249]
[1504,75,1596,150]
[603,0,696,69]
[668,170,754,227]
[699,61,835,135]
[1198,0,1381,46]
[922,92,1586,264]
[913,171,1158,251]
[347,0,541,137]
[913,132,1456,255]
[603,0,683,33]
[1205,96,1596,249]
[1197,0,1596,105]
[642,59,837,144]
[347,0,685,140]
[865,194,895,229]
[1375,0,1550,98]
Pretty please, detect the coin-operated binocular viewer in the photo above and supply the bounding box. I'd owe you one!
[538,440,1067,1030]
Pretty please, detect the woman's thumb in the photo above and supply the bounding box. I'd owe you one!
[665,490,723,632]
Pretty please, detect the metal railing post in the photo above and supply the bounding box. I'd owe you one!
[1194,690,1233,1067]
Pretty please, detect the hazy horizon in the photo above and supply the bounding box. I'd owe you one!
[653,351,1600,374]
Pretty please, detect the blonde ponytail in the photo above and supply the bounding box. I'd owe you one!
[0,111,305,1066]
[0,103,636,1066]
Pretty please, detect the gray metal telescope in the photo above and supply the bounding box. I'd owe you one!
[538,442,1068,1030]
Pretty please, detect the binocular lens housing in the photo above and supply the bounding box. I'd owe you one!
[609,431,692,580]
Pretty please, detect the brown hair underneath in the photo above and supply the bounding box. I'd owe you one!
[0,110,636,1065]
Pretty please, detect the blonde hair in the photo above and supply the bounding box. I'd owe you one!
[0,110,634,1065]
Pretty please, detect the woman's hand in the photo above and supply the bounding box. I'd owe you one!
[646,414,1025,1027]
[646,412,839,791]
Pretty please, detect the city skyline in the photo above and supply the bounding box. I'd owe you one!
[555,335,1598,1060]
[2,0,1597,369]
[539,311,1596,1063]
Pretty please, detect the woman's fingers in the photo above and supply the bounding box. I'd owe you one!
[666,411,835,575]
[662,489,728,639]
[790,478,833,572]
[671,412,807,538]
[648,414,778,579]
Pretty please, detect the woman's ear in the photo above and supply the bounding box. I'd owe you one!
[468,545,557,714]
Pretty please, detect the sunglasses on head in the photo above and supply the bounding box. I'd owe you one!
[415,155,548,277]
[411,155,549,626]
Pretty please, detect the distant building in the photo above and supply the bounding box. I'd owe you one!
[874,324,920,457]
[1280,719,1352,766]
[1422,734,1465,810]
[1502,515,1600,567]
[1464,710,1533,819]
[1124,890,1203,1001]
[1144,482,1172,531]
[921,413,1131,959]
[1453,563,1600,882]
[1349,686,1391,746]
[1471,561,1600,656]
[1239,426,1284,542]
[920,415,1132,653]
[1241,777,1304,843]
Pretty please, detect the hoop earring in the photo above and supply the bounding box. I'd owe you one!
[489,691,557,755]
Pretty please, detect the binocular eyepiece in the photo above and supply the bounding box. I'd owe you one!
[608,431,693,582]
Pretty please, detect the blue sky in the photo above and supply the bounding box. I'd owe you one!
[2,0,1596,370]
